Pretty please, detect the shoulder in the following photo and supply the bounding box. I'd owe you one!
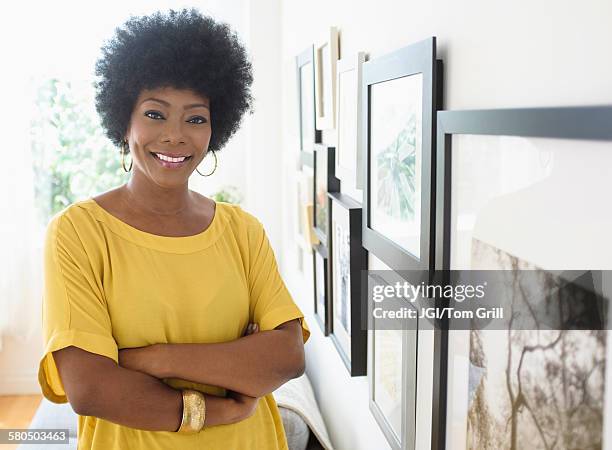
[48,199,99,230]
[214,202,269,255]
[217,201,263,232]
[45,199,104,251]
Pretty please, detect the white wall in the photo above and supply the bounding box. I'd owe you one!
[241,0,284,251]
[277,0,612,449]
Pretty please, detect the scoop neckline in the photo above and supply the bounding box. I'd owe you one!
[89,196,218,238]
[78,197,231,254]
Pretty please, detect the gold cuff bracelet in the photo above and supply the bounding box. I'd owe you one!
[176,389,206,434]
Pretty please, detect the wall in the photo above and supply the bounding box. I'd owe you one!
[241,0,284,251]
[277,0,612,449]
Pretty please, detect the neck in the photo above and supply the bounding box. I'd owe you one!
[123,172,193,216]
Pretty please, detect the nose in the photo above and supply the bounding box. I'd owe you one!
[160,118,185,145]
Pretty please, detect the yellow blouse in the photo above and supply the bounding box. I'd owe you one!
[38,198,310,450]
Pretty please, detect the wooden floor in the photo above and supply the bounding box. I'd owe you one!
[0,394,325,449]
[0,395,43,450]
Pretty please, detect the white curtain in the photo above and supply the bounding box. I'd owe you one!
[0,73,43,351]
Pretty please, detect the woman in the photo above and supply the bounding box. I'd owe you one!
[38,8,309,450]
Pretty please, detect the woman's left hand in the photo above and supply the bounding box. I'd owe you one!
[244,323,259,336]
[118,344,164,378]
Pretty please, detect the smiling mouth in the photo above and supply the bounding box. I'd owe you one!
[150,152,193,168]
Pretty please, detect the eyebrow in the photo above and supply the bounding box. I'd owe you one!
[141,97,209,110]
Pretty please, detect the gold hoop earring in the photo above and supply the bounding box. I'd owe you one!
[196,150,217,177]
[121,141,133,172]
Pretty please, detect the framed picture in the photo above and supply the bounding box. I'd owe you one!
[328,191,368,376]
[314,26,339,131]
[367,255,418,450]
[361,37,443,271]
[313,242,331,335]
[434,106,612,450]
[335,52,366,202]
[313,144,340,247]
[296,166,319,248]
[296,45,321,168]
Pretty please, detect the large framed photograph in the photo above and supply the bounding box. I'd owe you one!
[367,255,418,450]
[313,144,340,247]
[313,243,331,335]
[361,37,442,271]
[296,45,321,168]
[335,52,366,202]
[434,106,612,450]
[328,192,368,376]
[314,27,339,131]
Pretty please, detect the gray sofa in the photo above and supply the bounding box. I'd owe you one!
[17,397,321,450]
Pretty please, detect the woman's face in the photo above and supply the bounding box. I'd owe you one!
[125,86,212,186]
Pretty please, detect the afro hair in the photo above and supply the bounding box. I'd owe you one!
[94,8,253,153]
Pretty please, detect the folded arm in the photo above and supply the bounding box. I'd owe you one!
[52,346,259,431]
[122,319,305,398]
[162,319,304,397]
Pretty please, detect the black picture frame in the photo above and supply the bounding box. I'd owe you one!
[313,144,340,247]
[328,191,368,376]
[296,45,321,168]
[361,36,443,271]
[433,105,612,450]
[313,242,331,335]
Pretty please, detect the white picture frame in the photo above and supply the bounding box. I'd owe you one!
[335,52,366,201]
[314,26,339,131]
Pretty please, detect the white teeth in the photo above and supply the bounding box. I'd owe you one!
[154,153,187,163]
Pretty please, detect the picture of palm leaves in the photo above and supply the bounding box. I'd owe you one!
[375,113,418,221]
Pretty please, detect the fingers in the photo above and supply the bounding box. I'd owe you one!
[245,323,259,335]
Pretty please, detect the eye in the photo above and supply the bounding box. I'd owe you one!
[145,111,207,125]
[145,110,164,120]
[189,116,208,125]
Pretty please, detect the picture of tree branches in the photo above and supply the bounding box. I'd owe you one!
[467,239,605,450]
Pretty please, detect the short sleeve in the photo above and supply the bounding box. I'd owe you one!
[247,217,310,344]
[38,213,118,404]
